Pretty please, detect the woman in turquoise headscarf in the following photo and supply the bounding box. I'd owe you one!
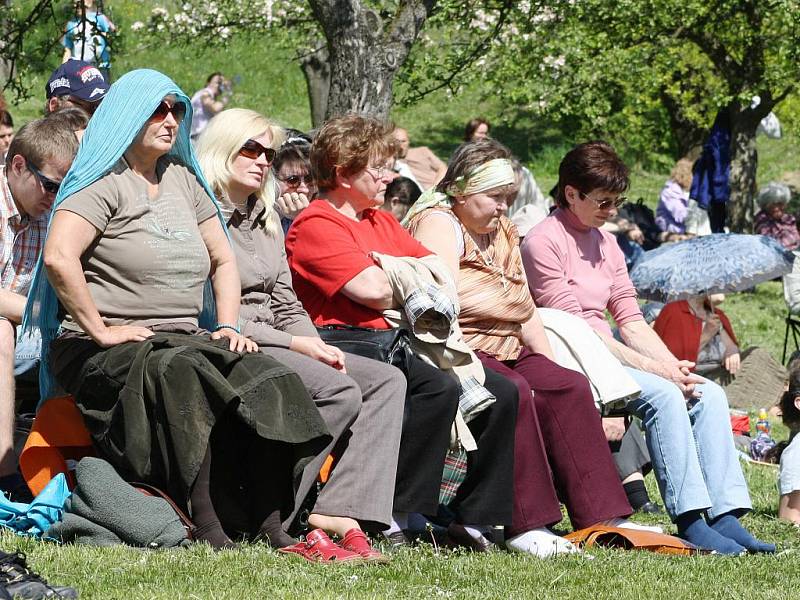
[24,69,330,550]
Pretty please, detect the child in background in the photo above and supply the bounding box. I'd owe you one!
[778,368,800,524]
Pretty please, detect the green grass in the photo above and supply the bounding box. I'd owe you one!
[4,455,798,600]
[722,281,788,363]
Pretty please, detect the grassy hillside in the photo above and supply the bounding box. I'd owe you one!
[10,2,798,206]
[10,1,797,362]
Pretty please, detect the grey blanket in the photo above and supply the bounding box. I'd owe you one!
[47,457,189,548]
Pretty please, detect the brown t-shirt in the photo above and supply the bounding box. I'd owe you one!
[57,156,217,328]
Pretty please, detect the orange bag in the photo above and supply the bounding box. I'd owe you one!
[20,395,337,494]
[19,395,95,496]
[565,523,708,556]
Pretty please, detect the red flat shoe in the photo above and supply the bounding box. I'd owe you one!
[339,529,390,564]
[278,529,364,564]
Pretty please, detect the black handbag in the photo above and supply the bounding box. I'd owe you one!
[316,324,412,374]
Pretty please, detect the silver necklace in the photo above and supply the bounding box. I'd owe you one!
[475,233,508,290]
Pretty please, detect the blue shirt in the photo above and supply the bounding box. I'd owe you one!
[63,12,111,68]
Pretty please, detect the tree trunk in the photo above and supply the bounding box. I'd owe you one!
[299,45,330,128]
[308,0,436,121]
[0,0,11,89]
[0,61,10,91]
[727,102,771,233]
[727,124,758,232]
[319,7,396,119]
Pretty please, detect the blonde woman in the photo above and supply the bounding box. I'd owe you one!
[197,109,405,563]
[655,158,694,234]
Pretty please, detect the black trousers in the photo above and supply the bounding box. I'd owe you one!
[449,367,517,525]
[393,355,516,525]
[709,202,727,233]
[393,355,459,515]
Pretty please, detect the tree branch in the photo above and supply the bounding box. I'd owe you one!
[401,0,515,104]
[680,29,742,81]
[774,85,795,106]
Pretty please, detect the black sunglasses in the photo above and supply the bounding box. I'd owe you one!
[238,140,277,164]
[578,190,627,210]
[149,100,186,123]
[278,174,313,187]
[26,160,61,195]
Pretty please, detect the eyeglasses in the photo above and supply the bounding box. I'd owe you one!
[26,160,61,194]
[365,164,391,180]
[148,100,186,124]
[238,140,277,164]
[578,190,627,210]
[277,174,313,187]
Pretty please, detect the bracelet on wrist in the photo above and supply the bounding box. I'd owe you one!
[214,323,241,334]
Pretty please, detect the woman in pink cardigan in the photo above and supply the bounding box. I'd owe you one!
[522,141,773,555]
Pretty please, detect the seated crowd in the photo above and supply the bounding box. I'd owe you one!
[0,62,780,569]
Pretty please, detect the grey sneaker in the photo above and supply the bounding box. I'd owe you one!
[0,552,77,599]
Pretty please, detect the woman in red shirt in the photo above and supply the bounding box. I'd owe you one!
[286,115,517,550]
[653,295,785,411]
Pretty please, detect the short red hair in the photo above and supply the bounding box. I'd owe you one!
[311,114,396,191]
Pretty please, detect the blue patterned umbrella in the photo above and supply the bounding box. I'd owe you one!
[630,233,795,302]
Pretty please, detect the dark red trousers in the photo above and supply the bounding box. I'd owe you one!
[478,349,631,536]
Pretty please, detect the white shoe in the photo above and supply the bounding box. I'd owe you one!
[603,517,663,534]
[506,527,579,558]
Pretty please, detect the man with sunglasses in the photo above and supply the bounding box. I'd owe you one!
[0,118,78,500]
[44,59,109,116]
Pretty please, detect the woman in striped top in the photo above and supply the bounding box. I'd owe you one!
[407,139,651,557]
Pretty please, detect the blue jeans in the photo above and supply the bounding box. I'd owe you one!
[13,328,41,378]
[624,367,751,521]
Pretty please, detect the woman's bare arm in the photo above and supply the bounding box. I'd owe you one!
[411,213,460,280]
[779,491,800,525]
[43,211,154,347]
[519,309,555,361]
[340,266,395,310]
[198,216,256,352]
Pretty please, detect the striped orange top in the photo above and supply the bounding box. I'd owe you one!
[408,207,534,360]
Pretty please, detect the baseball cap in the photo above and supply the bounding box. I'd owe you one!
[46,60,109,102]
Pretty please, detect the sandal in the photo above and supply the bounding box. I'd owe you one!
[340,529,390,564]
[278,529,364,564]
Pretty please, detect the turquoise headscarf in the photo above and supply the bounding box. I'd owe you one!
[23,68,227,403]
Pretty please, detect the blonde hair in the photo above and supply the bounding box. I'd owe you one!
[670,158,694,191]
[196,108,285,235]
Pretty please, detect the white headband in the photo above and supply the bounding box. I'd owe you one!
[447,158,515,197]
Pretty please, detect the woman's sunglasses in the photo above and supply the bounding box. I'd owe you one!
[578,190,627,210]
[278,174,313,187]
[26,160,61,194]
[149,101,186,124]
[238,140,277,164]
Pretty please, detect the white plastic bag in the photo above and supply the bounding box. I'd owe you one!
[684,199,712,236]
